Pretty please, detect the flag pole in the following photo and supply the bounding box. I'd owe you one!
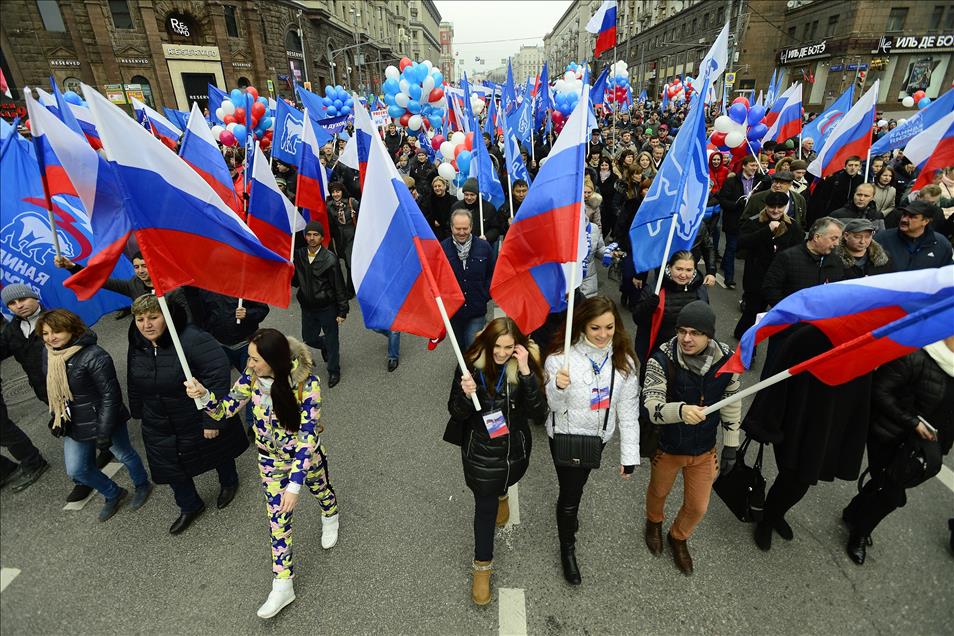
[746,138,766,174]
[157,295,204,410]
[435,295,481,411]
[798,129,803,160]
[653,213,679,295]
[863,145,872,182]
[23,88,63,260]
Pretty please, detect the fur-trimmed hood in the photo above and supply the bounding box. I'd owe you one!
[471,340,542,385]
[836,240,889,268]
[246,336,315,387]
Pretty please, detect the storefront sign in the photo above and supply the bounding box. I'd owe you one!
[232,62,252,68]
[286,50,304,60]
[118,57,150,65]
[104,84,127,104]
[49,59,81,67]
[162,44,220,61]
[877,34,954,53]
[124,83,145,102]
[778,40,828,64]
[166,13,198,39]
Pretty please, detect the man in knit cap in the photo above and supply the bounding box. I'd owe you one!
[640,301,742,576]
[451,177,500,245]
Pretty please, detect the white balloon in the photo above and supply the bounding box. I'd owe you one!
[385,65,400,80]
[395,92,410,108]
[226,122,238,132]
[221,100,236,116]
[438,162,457,180]
[451,132,466,146]
[422,75,435,95]
[408,114,423,131]
[440,141,455,158]
[399,79,410,94]
[555,79,567,93]
[725,130,745,148]
[422,60,433,69]
[897,118,907,124]
[215,107,225,121]
[901,96,915,108]
[564,71,576,82]
[471,98,485,115]
[210,125,224,139]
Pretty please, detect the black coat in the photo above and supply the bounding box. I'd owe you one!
[808,169,864,225]
[742,324,870,484]
[834,241,895,279]
[189,289,270,347]
[408,160,438,196]
[717,173,771,234]
[127,321,248,484]
[633,270,709,365]
[1,313,47,402]
[425,192,455,240]
[737,215,804,296]
[762,243,845,307]
[43,331,128,444]
[442,236,495,320]
[292,247,350,316]
[870,350,954,454]
[452,199,500,244]
[873,228,954,272]
[446,360,549,496]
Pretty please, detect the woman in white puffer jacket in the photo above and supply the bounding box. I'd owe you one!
[544,295,640,587]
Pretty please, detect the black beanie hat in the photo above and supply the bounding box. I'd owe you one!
[304,220,325,236]
[676,301,716,338]
[462,177,479,194]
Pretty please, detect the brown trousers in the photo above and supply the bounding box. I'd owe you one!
[645,447,719,541]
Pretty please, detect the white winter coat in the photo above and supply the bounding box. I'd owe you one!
[544,338,641,466]
[580,221,609,298]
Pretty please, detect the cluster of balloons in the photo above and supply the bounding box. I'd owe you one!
[382,57,447,132]
[320,85,354,117]
[901,90,933,109]
[664,77,687,103]
[212,87,273,148]
[552,62,586,132]
[606,61,631,103]
[434,131,476,187]
[710,96,768,158]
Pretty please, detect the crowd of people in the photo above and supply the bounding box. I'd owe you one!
[2,93,952,618]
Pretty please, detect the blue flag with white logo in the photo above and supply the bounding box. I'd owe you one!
[802,85,854,150]
[501,94,532,187]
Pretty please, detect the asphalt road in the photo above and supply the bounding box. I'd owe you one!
[2,265,952,635]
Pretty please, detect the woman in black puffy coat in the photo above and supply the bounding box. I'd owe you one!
[445,317,548,607]
[39,309,151,522]
[127,294,248,535]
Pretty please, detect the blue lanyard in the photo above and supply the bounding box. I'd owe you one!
[588,353,609,376]
[478,369,506,395]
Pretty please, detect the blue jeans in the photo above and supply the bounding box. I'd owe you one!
[63,422,149,500]
[450,315,485,354]
[372,329,401,360]
[168,460,239,513]
[301,306,341,374]
[222,344,253,423]
[721,232,738,283]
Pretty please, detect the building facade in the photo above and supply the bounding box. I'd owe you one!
[0,0,442,117]
[438,20,454,83]
[543,0,601,72]
[512,45,544,84]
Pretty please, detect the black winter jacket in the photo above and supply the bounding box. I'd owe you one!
[442,236,495,320]
[189,289,270,346]
[445,351,549,496]
[808,169,864,225]
[127,318,248,483]
[292,247,350,316]
[831,201,884,231]
[870,349,954,454]
[451,199,500,245]
[873,228,954,272]
[762,243,845,307]
[834,241,894,279]
[425,192,455,240]
[65,262,190,318]
[0,312,47,402]
[717,172,771,234]
[408,160,438,196]
[633,270,709,364]
[43,331,128,444]
[737,214,804,296]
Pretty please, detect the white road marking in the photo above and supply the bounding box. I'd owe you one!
[937,464,954,493]
[498,587,527,636]
[63,462,123,511]
[0,568,21,593]
[506,484,520,527]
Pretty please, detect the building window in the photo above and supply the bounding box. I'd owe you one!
[808,20,819,39]
[691,17,697,33]
[224,5,239,37]
[261,17,268,43]
[717,7,725,23]
[886,7,908,31]
[63,76,82,93]
[131,75,153,108]
[931,5,945,25]
[285,29,302,53]
[36,0,66,31]
[702,13,709,28]
[947,6,954,30]
[825,15,838,36]
[787,25,797,41]
[109,0,133,30]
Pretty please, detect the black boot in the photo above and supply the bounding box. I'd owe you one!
[556,505,581,585]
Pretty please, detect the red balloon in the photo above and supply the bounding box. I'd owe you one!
[223,114,236,125]
[219,130,236,146]
[730,144,747,157]
[451,159,458,170]
[731,96,750,109]
[711,131,728,147]
[263,130,273,139]
[551,111,565,124]
[246,86,259,100]
[428,87,444,102]
[454,144,466,158]
[399,112,411,126]
[251,101,266,118]
[24,119,30,131]
[233,107,246,121]
[912,90,926,102]
[464,132,474,150]
[260,137,271,150]
[431,134,445,150]
[399,57,413,71]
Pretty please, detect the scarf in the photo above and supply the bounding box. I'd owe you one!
[46,343,84,430]
[924,340,954,377]
[454,235,473,269]
[676,339,721,377]
[599,168,612,182]
[758,210,793,237]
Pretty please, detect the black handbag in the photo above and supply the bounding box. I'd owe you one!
[552,367,614,469]
[713,436,766,523]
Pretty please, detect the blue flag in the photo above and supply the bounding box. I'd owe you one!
[590,65,609,106]
[460,73,480,133]
[508,96,534,152]
[630,74,712,274]
[484,92,497,138]
[535,62,551,131]
[416,131,435,162]
[637,88,647,104]
[503,60,518,115]
[470,129,505,209]
[765,68,778,108]
[501,93,532,187]
[870,87,954,155]
[208,83,228,123]
[0,122,130,325]
[272,99,335,165]
[660,89,669,113]
[802,85,854,150]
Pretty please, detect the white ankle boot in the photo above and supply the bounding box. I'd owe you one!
[256,577,295,619]
[321,513,339,549]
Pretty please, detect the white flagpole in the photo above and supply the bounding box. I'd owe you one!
[653,213,679,295]
[746,138,766,174]
[435,295,481,411]
[864,146,873,182]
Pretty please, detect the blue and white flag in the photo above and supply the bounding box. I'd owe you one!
[501,94,532,186]
[272,99,335,165]
[870,88,954,155]
[802,85,854,150]
[508,97,534,152]
[470,129,505,209]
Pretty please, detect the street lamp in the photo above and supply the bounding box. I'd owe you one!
[349,4,363,91]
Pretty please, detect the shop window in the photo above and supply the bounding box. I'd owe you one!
[63,76,82,93]
[237,76,250,88]
[886,7,908,31]
[36,0,66,32]
[285,29,303,54]
[826,15,838,37]
[109,0,133,30]
[224,5,239,38]
[130,75,153,108]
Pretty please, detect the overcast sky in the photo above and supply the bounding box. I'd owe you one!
[434,1,573,77]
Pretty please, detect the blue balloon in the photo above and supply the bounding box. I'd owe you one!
[749,140,762,154]
[433,71,444,85]
[747,105,766,126]
[229,88,243,103]
[747,123,768,141]
[322,96,332,106]
[340,105,352,115]
[728,102,747,124]
[407,100,422,114]
[333,99,343,108]
[918,97,932,109]
[63,90,84,105]
[457,150,472,174]
[257,96,268,105]
[383,78,399,94]
[384,93,396,106]
[232,124,247,144]
[409,84,422,100]
[388,105,404,118]
[326,106,338,116]
[454,173,465,187]
[324,85,334,98]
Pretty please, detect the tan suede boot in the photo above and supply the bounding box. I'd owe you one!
[471,560,493,605]
[496,495,510,527]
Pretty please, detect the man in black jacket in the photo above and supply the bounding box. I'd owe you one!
[453,178,500,244]
[834,218,894,279]
[716,155,771,288]
[762,217,846,308]
[875,201,953,272]
[807,156,863,225]
[293,221,349,387]
[831,182,884,231]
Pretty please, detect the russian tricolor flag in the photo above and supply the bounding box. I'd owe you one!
[903,109,954,192]
[721,266,954,385]
[82,83,293,307]
[247,141,306,261]
[295,112,331,247]
[179,102,242,216]
[808,81,879,180]
[491,71,589,334]
[761,83,802,145]
[338,117,373,188]
[68,103,102,150]
[350,97,464,339]
[131,96,182,149]
[586,1,618,59]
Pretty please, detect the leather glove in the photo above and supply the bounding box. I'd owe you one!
[96,436,113,451]
[719,446,738,476]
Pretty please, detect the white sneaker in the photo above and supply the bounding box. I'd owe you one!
[321,513,339,549]
[256,578,295,619]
